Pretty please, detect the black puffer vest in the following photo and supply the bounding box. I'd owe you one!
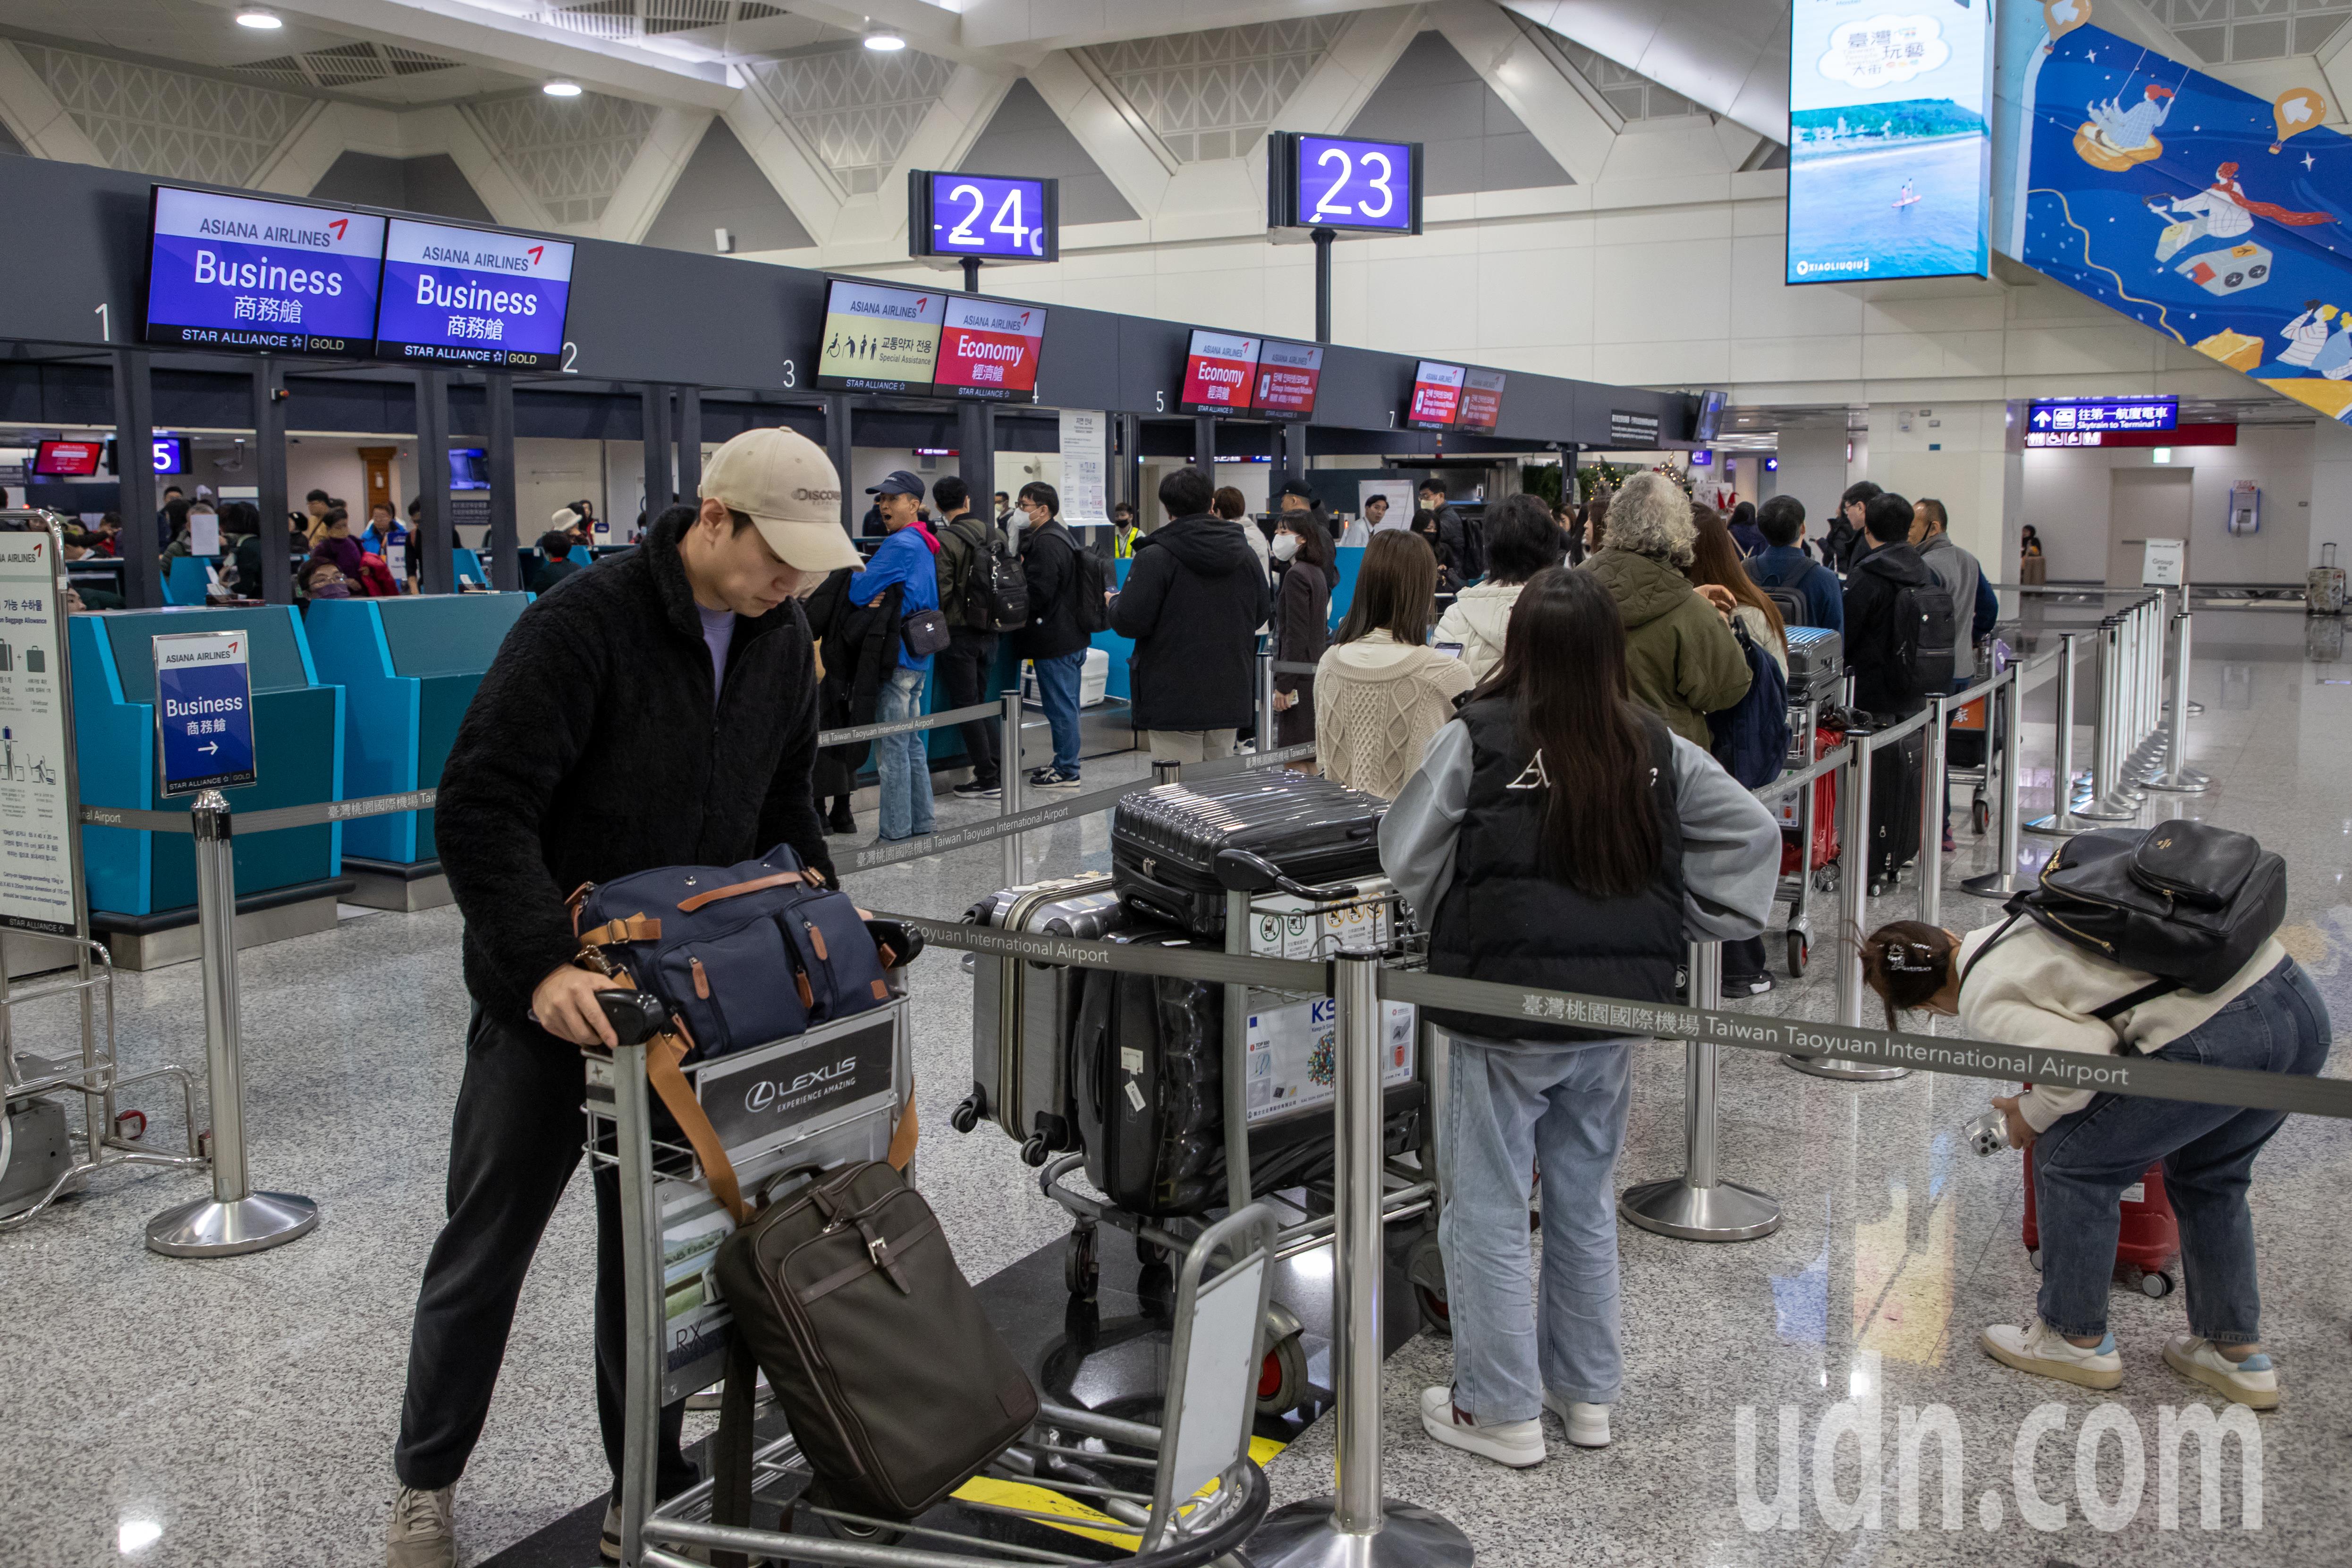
[1427,697,1686,1044]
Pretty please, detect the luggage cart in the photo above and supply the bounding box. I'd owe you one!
[586,995,1275,1568]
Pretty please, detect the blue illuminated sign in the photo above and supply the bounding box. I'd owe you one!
[143,186,384,355]
[912,172,1057,262]
[375,217,573,370]
[152,437,184,475]
[152,631,256,797]
[2027,398,2178,434]
[1268,132,1421,234]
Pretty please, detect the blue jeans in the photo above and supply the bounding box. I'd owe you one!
[1440,1035,1633,1421]
[875,666,935,841]
[1032,650,1086,774]
[2034,959,2330,1341]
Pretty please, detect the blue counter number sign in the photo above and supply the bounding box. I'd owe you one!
[153,631,256,797]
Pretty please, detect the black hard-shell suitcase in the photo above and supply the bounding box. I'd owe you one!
[1112,770,1387,937]
[1783,625,1844,703]
[960,875,1133,1162]
[1070,930,1420,1219]
[1868,725,1925,885]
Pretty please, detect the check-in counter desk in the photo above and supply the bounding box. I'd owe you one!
[70,606,347,969]
[304,592,526,910]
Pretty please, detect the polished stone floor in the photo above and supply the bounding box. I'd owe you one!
[3,610,2347,1568]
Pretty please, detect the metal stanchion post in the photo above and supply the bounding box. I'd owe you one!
[1786,728,1906,1080]
[1621,942,1780,1240]
[145,791,318,1256]
[1252,953,1473,1568]
[2027,633,2088,837]
[1963,667,2033,896]
[2073,621,2137,822]
[1916,691,1946,928]
[1000,692,1024,887]
[1257,647,1276,754]
[1222,885,1252,1221]
[2146,610,2207,793]
[2134,597,2163,770]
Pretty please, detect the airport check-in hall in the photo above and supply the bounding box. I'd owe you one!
[1,2,2350,1566]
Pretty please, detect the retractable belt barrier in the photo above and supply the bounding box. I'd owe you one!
[80,787,439,836]
[876,912,2352,1123]
[816,700,1000,748]
[1270,661,1321,677]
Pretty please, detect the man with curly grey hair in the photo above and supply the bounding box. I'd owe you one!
[1579,470,1749,745]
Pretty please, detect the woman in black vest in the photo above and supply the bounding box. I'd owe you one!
[1380,567,1779,1466]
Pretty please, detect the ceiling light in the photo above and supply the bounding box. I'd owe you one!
[235,8,282,27]
[863,30,906,50]
[542,80,583,97]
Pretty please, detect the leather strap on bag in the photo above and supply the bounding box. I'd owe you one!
[645,1032,748,1224]
[677,870,808,912]
[886,1092,918,1171]
[577,913,662,948]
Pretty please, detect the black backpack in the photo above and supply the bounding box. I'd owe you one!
[1070,531,1111,634]
[1764,585,1809,629]
[945,517,1027,633]
[1891,579,1955,698]
[1968,823,2285,1016]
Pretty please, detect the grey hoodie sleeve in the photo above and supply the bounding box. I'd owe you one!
[1377,719,1472,922]
[1671,734,1782,941]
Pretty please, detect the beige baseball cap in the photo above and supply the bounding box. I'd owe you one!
[699,427,862,572]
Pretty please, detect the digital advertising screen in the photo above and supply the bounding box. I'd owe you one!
[32,440,102,477]
[1180,330,1261,414]
[375,218,573,369]
[1786,0,1993,284]
[1456,368,1506,433]
[1251,339,1324,420]
[1407,361,1465,429]
[934,296,1047,401]
[1693,388,1729,442]
[449,448,491,490]
[913,171,1058,262]
[144,185,385,355]
[816,280,944,395]
[1284,134,1420,232]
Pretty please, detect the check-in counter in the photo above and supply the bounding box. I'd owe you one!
[69,605,347,969]
[303,592,526,909]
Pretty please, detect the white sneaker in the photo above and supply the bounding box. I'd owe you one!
[1418,1385,1545,1467]
[1980,1318,2123,1390]
[2163,1334,2279,1409]
[1541,1390,1612,1448]
[386,1485,454,1568]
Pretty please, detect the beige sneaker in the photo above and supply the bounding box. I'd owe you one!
[2162,1335,2279,1410]
[1980,1319,2123,1390]
[386,1485,454,1568]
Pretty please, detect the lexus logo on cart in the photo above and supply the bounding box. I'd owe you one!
[744,1058,859,1114]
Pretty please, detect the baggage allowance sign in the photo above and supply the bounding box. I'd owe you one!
[0,534,80,934]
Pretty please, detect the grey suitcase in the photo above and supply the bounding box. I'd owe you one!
[957,875,1133,1164]
[1783,625,1844,702]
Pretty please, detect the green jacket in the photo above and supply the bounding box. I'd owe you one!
[1582,546,1751,746]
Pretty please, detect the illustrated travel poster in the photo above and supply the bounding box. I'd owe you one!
[1787,0,1995,283]
[2018,19,2352,421]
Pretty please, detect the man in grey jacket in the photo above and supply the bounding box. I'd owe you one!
[1910,498,1986,682]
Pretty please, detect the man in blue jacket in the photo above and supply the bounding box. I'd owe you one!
[1743,495,1842,632]
[851,470,941,841]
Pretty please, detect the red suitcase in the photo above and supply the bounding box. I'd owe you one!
[2023,1142,2181,1298]
[1778,723,1841,876]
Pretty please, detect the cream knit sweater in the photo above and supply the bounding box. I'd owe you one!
[1313,631,1477,799]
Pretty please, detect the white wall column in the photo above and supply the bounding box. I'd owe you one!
[1861,399,2018,569]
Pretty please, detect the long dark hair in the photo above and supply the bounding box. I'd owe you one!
[1859,920,1960,1029]
[1472,567,1660,898]
[1335,529,1436,646]
[1687,506,1784,649]
[1276,508,1335,574]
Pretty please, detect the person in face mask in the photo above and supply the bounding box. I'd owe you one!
[302,556,353,607]
[1270,510,1333,746]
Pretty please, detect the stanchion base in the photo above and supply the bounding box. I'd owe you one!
[2142,772,2208,794]
[1249,1500,1476,1568]
[1959,869,2035,899]
[1619,1177,1781,1241]
[1783,1055,1910,1082]
[2023,814,2089,838]
[145,1191,319,1257]
[2066,799,2138,822]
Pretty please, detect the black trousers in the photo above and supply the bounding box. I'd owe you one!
[394,1006,693,1497]
[935,630,1000,786]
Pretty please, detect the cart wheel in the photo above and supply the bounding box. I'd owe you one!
[1136,1235,1164,1266]
[2028,1248,2043,1273]
[1785,930,1809,978]
[1137,1261,1175,1318]
[1814,862,1840,893]
[2141,1269,2175,1300]
[1257,1330,1309,1415]
[1973,797,1990,836]
[113,1109,147,1142]
[949,1097,980,1135]
[1404,1233,1450,1336]
[1064,1227,1099,1302]
[1414,1280,1452,1336]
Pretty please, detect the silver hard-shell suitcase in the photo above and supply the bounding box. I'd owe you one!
[957,875,1132,1163]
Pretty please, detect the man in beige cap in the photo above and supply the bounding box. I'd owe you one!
[387,426,861,1568]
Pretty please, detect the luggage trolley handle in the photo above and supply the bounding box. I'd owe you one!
[1213,847,1363,905]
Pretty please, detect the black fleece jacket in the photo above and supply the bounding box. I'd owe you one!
[1841,539,1938,719]
[436,505,833,1024]
[1109,513,1271,730]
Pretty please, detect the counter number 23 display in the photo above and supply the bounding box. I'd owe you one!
[1266,132,1421,235]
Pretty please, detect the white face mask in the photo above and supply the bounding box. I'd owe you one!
[1270,533,1300,562]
